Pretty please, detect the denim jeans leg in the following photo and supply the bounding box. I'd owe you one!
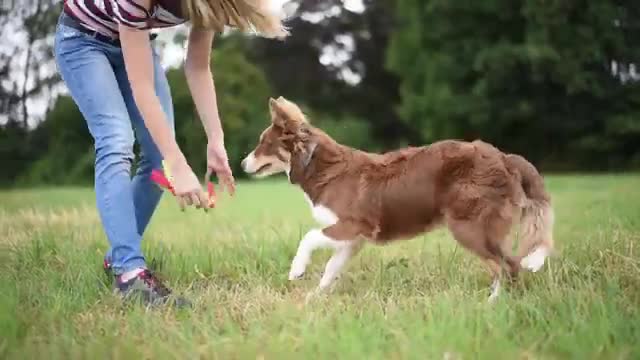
[115,46,176,236]
[54,25,146,275]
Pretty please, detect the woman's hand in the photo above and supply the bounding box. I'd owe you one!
[169,160,211,211]
[206,141,236,196]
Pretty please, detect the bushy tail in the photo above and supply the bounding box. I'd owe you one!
[505,154,555,272]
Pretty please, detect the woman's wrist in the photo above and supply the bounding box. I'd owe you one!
[206,128,224,146]
[164,149,189,171]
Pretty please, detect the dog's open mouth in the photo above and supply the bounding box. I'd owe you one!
[254,163,272,175]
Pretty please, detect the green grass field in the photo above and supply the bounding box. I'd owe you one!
[1,175,639,359]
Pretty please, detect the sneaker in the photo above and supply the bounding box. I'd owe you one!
[114,269,192,309]
[103,259,113,278]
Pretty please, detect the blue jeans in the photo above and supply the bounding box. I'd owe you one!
[53,16,174,275]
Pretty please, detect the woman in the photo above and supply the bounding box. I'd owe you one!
[54,0,288,307]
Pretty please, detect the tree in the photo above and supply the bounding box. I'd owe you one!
[0,0,62,185]
[18,95,92,185]
[387,0,640,170]
[0,0,61,127]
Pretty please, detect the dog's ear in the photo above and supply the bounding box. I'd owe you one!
[284,118,311,139]
[268,97,279,116]
[269,97,288,128]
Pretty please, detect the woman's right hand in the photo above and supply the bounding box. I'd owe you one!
[169,160,211,211]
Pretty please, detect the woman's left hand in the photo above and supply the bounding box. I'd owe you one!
[205,140,236,196]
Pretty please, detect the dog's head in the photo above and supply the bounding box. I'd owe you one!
[241,96,315,178]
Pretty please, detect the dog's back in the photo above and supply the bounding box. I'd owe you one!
[348,140,517,241]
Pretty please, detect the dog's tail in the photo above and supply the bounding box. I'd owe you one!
[505,154,555,273]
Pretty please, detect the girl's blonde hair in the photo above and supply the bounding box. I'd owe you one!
[183,0,289,39]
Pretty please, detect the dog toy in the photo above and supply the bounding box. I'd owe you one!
[150,160,216,208]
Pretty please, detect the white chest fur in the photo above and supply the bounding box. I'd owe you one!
[303,193,339,227]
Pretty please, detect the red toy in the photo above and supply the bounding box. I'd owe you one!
[150,162,216,208]
[150,169,176,195]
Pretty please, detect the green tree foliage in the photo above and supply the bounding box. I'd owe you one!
[17,96,92,185]
[0,122,35,186]
[387,0,640,170]
[0,0,62,185]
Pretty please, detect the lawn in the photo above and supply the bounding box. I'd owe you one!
[1,175,639,359]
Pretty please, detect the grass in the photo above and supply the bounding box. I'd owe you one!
[1,174,639,359]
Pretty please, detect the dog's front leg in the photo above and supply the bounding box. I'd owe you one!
[318,240,363,290]
[289,229,335,280]
[303,222,366,302]
[304,241,363,303]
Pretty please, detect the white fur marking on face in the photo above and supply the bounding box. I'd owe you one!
[242,150,287,178]
[303,193,339,227]
[242,151,258,173]
[289,229,339,280]
[520,246,549,272]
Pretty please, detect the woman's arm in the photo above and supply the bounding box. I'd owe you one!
[184,28,223,145]
[119,24,209,208]
[119,26,186,167]
[184,28,235,194]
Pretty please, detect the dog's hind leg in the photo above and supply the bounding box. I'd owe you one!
[484,259,503,303]
[447,218,510,303]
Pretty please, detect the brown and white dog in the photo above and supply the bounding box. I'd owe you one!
[241,96,555,302]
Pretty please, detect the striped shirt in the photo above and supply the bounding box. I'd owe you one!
[63,0,186,38]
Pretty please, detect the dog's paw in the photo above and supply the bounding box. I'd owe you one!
[288,260,307,280]
[288,269,305,280]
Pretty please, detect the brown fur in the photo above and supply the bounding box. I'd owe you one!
[243,96,555,299]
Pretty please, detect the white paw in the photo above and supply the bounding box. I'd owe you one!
[288,259,307,280]
[520,247,548,272]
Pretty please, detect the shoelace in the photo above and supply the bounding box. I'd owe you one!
[138,270,171,296]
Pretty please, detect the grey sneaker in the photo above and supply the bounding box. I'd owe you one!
[115,269,191,308]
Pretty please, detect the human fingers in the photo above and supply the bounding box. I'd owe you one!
[177,196,187,212]
[189,191,202,209]
[195,189,210,211]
